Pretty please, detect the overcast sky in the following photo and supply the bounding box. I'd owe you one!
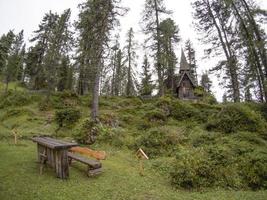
[0,0,266,101]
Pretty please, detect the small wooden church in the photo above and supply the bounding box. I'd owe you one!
[176,49,197,100]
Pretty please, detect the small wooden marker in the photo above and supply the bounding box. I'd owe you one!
[12,129,18,145]
[136,148,149,176]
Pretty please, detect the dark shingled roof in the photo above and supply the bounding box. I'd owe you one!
[180,49,190,71]
[176,71,197,88]
[177,49,197,87]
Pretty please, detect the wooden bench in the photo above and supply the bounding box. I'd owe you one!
[68,152,102,177]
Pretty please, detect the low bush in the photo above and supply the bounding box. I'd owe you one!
[144,109,167,123]
[73,118,98,144]
[0,91,32,108]
[55,108,81,128]
[206,104,267,133]
[170,100,203,122]
[170,146,242,189]
[52,91,80,109]
[171,148,219,189]
[97,126,126,147]
[155,96,173,116]
[239,151,267,189]
[99,112,119,127]
[1,108,34,119]
[38,99,53,111]
[135,126,186,157]
[170,141,267,190]
[194,86,217,104]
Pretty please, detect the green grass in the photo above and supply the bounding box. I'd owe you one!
[0,140,267,200]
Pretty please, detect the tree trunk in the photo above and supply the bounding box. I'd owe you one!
[206,0,240,102]
[154,0,164,96]
[241,0,267,77]
[231,0,267,101]
[91,61,101,122]
[126,33,132,96]
[5,80,9,93]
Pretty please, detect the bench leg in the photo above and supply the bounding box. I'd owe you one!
[39,157,47,175]
[68,157,72,165]
[87,166,92,177]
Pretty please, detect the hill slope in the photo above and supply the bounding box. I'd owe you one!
[0,88,267,199]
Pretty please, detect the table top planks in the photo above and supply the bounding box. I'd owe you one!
[32,137,77,149]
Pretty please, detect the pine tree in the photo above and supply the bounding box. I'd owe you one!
[184,39,197,83]
[226,0,267,102]
[29,11,59,90]
[158,18,180,93]
[140,55,154,96]
[244,85,253,102]
[110,35,120,96]
[200,71,212,92]
[57,56,72,91]
[142,0,171,96]
[0,31,15,81]
[2,30,25,92]
[114,49,125,96]
[193,0,241,102]
[43,9,73,99]
[76,0,127,121]
[125,28,138,96]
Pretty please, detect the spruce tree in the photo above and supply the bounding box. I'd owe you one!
[184,39,197,83]
[76,0,127,121]
[200,71,212,92]
[158,18,180,92]
[142,0,171,96]
[193,0,241,102]
[125,28,138,96]
[140,55,154,96]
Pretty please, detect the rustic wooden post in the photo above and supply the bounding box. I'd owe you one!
[55,149,69,179]
[12,129,18,145]
[136,148,149,176]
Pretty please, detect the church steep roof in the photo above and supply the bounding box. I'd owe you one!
[177,71,197,88]
[180,49,190,71]
[177,48,198,87]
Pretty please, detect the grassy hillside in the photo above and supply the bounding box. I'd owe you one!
[0,85,267,199]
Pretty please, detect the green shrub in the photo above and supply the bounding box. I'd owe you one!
[170,148,217,189]
[155,96,173,116]
[189,130,217,147]
[99,112,119,127]
[194,86,217,104]
[38,99,53,111]
[206,104,267,133]
[239,151,267,189]
[144,109,167,123]
[135,126,186,157]
[55,108,81,128]
[170,100,203,122]
[97,126,125,147]
[1,108,34,119]
[0,91,32,108]
[73,118,98,144]
[150,157,175,174]
[191,103,221,123]
[170,147,242,189]
[51,91,80,109]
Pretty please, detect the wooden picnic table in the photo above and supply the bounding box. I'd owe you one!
[32,136,77,179]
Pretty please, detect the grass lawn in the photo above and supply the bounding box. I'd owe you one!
[0,139,266,200]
